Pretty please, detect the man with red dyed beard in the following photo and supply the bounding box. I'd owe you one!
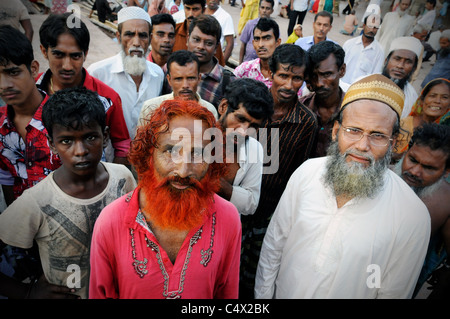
[89,99,241,299]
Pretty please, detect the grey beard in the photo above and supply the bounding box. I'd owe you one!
[324,139,391,199]
[393,156,445,199]
[121,51,147,76]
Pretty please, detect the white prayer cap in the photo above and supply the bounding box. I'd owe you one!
[389,36,423,58]
[441,29,450,40]
[117,6,152,25]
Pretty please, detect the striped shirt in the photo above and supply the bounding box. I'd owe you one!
[240,100,318,297]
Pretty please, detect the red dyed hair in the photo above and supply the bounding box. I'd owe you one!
[129,99,227,178]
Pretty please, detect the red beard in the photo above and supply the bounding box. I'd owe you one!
[139,164,221,231]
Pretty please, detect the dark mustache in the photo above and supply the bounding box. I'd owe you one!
[403,171,423,184]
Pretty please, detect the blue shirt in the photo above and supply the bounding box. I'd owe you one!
[294,35,338,51]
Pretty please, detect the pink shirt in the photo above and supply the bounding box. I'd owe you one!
[89,189,241,299]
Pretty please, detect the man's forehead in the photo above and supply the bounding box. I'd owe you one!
[315,16,331,25]
[254,28,275,37]
[408,144,449,167]
[153,23,175,32]
[391,49,416,60]
[277,63,305,74]
[190,27,216,40]
[121,19,150,32]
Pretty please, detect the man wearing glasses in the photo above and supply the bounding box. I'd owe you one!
[255,74,431,299]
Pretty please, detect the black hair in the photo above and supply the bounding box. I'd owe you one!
[223,78,274,120]
[42,87,106,138]
[314,10,333,25]
[39,13,90,53]
[151,13,176,29]
[188,14,222,45]
[269,43,307,74]
[167,50,200,74]
[253,17,280,40]
[420,78,450,101]
[426,0,436,7]
[0,25,34,71]
[183,0,206,8]
[409,123,450,169]
[306,41,345,77]
[260,0,274,8]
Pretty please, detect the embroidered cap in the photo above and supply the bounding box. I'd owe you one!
[388,36,423,59]
[117,6,152,25]
[341,74,405,118]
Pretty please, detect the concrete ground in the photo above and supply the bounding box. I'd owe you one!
[3,0,439,298]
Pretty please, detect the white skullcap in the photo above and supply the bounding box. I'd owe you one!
[441,29,450,40]
[117,6,152,25]
[389,36,423,58]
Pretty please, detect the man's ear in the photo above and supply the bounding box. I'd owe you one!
[331,121,340,141]
[339,63,346,78]
[40,44,48,60]
[30,60,40,79]
[47,134,57,155]
[218,99,228,117]
[116,31,121,43]
[103,126,110,148]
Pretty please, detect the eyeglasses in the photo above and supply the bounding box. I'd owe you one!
[341,125,393,147]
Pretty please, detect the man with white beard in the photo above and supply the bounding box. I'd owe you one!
[255,74,431,299]
[88,6,164,139]
[392,123,450,299]
[375,0,415,56]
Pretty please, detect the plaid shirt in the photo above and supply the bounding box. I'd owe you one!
[0,91,61,199]
[197,57,235,109]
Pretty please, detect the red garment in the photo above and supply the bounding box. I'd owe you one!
[35,69,131,158]
[0,92,61,199]
[89,189,241,299]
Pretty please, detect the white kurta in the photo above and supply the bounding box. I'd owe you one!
[342,36,385,86]
[376,11,415,57]
[230,136,264,216]
[87,53,165,139]
[402,82,419,118]
[255,157,430,299]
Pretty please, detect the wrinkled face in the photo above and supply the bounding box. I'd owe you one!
[152,115,210,189]
[187,26,218,64]
[259,0,274,18]
[151,23,175,57]
[252,28,280,60]
[49,121,107,177]
[331,100,397,167]
[422,83,450,119]
[184,3,204,25]
[308,54,345,99]
[0,61,39,107]
[401,144,448,188]
[118,19,151,58]
[167,61,200,100]
[41,33,86,88]
[313,16,332,41]
[385,49,416,81]
[271,63,305,104]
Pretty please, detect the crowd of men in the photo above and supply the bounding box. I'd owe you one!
[0,0,449,300]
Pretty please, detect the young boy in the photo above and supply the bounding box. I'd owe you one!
[0,87,136,299]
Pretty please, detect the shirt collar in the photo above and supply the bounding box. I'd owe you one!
[202,57,222,81]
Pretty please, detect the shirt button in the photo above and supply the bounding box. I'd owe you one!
[28,162,32,167]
